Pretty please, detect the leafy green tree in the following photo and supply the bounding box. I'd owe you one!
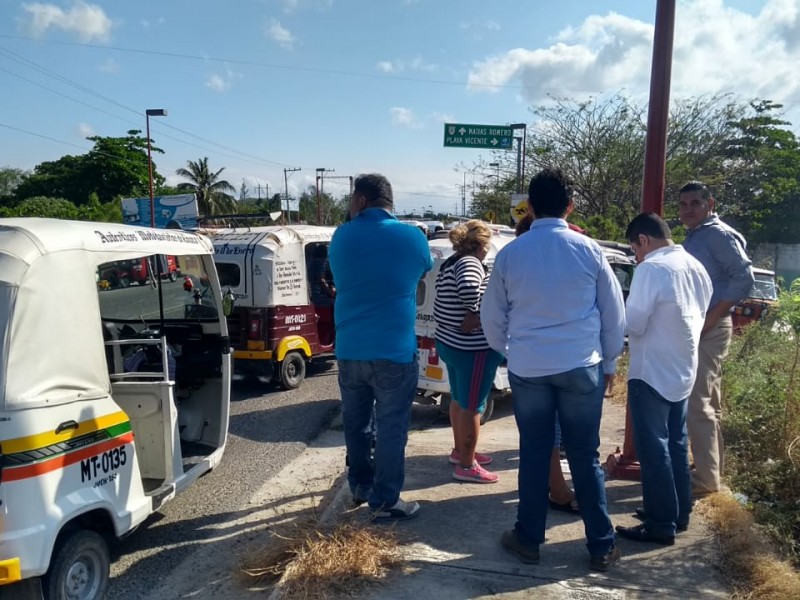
[469,176,516,226]
[84,130,164,203]
[13,130,164,206]
[717,101,800,243]
[472,93,793,240]
[1,196,79,219]
[176,157,236,216]
[297,185,348,225]
[0,193,122,222]
[0,166,26,203]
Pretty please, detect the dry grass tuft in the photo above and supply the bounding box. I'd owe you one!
[697,494,800,600]
[242,521,402,600]
[606,351,629,405]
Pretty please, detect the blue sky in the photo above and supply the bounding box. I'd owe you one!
[1,0,799,215]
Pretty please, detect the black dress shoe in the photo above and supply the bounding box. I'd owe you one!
[633,508,688,532]
[616,523,675,545]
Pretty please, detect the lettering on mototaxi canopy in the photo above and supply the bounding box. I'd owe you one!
[80,446,127,484]
[285,313,307,325]
[214,243,252,256]
[274,259,303,300]
[94,230,202,245]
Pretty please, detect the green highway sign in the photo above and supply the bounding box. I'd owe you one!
[443,123,514,149]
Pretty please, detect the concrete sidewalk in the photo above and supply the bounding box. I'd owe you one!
[313,400,729,599]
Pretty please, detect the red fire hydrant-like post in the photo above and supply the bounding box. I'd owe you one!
[606,0,676,480]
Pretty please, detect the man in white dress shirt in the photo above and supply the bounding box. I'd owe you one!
[616,213,712,545]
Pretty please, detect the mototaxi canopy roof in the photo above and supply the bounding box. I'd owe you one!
[0,218,215,411]
[208,225,335,308]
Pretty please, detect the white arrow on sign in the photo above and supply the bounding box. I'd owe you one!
[490,138,499,146]
[459,127,467,135]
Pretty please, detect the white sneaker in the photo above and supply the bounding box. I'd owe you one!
[370,498,421,522]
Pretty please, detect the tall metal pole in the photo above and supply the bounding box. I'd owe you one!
[315,173,321,225]
[640,0,676,216]
[283,167,300,224]
[515,136,523,193]
[521,126,527,188]
[462,172,466,216]
[146,115,155,228]
[607,0,676,482]
[145,109,167,227]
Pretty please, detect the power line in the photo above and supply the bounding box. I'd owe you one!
[0,45,295,168]
[0,34,522,91]
[0,61,278,169]
[0,121,146,167]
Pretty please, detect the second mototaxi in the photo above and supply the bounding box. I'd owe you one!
[209,225,337,389]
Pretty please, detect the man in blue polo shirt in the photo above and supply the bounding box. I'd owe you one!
[328,173,433,522]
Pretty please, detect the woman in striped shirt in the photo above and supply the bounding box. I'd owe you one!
[434,220,504,483]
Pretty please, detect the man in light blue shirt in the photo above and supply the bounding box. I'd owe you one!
[329,173,433,522]
[481,168,625,571]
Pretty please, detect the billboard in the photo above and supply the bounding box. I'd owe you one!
[121,194,199,229]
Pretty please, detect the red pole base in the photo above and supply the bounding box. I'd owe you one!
[605,447,642,480]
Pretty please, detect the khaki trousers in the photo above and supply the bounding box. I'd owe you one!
[687,316,732,494]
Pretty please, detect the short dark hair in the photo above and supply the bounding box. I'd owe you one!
[515,212,533,237]
[528,168,573,218]
[353,173,393,209]
[679,180,711,201]
[625,212,672,244]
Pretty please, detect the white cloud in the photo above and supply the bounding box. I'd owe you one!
[98,57,119,73]
[467,0,800,108]
[77,122,95,138]
[390,107,420,128]
[21,1,113,42]
[280,0,332,13]
[375,56,437,74]
[431,111,455,123]
[206,74,229,92]
[266,18,295,49]
[141,16,165,28]
[205,64,241,92]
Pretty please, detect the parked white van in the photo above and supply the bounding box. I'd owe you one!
[0,219,231,600]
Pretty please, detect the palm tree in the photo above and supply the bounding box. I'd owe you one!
[176,157,236,216]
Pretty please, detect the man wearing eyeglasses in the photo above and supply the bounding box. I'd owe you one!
[678,181,754,498]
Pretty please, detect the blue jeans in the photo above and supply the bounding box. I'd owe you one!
[628,379,691,536]
[509,364,614,557]
[338,359,418,510]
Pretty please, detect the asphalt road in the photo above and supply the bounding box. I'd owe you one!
[105,359,342,600]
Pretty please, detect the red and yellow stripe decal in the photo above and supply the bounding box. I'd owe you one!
[1,411,133,483]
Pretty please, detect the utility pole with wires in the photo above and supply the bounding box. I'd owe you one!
[323,174,354,196]
[283,167,301,224]
[315,168,335,225]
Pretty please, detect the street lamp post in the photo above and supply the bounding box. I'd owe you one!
[145,109,167,227]
[510,123,527,193]
[489,162,500,185]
